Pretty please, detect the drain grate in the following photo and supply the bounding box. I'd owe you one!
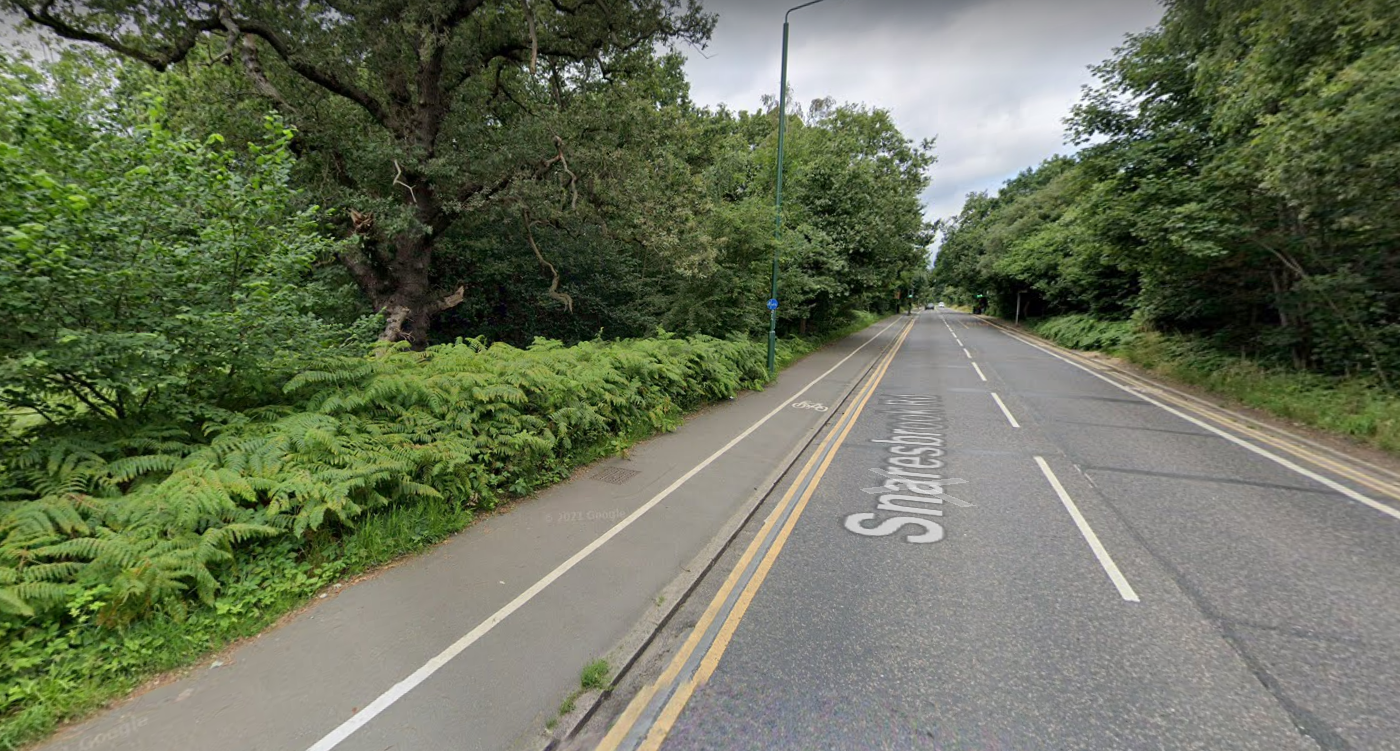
[590,466,641,485]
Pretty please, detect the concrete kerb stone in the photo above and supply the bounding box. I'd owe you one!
[530,318,906,751]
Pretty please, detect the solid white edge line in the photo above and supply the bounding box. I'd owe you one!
[971,362,987,382]
[303,317,908,751]
[990,392,1021,428]
[1035,456,1140,602]
[995,327,1400,522]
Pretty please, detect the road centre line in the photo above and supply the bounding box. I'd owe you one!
[301,317,907,751]
[990,392,1021,428]
[990,323,1400,523]
[1034,457,1140,602]
[972,362,988,382]
[596,319,917,751]
[963,348,973,359]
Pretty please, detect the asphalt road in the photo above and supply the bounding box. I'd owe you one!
[588,311,1400,751]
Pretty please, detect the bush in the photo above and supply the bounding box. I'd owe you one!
[0,54,363,426]
[1031,314,1138,352]
[0,334,767,625]
[1121,331,1400,454]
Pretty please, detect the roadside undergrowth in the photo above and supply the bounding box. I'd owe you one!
[0,313,880,750]
[1027,314,1400,454]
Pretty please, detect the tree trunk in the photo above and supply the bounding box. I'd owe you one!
[341,220,465,349]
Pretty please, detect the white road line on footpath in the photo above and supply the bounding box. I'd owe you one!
[990,392,1021,428]
[1035,456,1141,603]
[302,317,908,751]
[995,326,1400,523]
[971,362,987,382]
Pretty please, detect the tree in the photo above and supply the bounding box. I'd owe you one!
[9,0,713,345]
[0,52,357,424]
[937,0,1400,382]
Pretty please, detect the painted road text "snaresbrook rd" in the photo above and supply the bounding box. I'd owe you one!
[844,393,970,543]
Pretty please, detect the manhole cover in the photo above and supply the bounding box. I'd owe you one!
[591,467,641,485]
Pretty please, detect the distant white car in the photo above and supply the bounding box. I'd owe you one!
[937,301,946,308]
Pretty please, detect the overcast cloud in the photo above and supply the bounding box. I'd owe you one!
[684,0,1163,229]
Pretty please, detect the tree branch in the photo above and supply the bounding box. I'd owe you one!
[337,245,389,303]
[521,207,573,312]
[16,2,395,130]
[232,17,393,130]
[522,0,539,75]
[552,135,578,210]
[218,9,296,114]
[425,285,467,315]
[15,0,221,71]
[456,143,565,210]
[444,0,490,30]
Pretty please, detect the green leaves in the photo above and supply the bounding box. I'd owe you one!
[0,332,767,631]
[938,0,1400,382]
[0,54,363,426]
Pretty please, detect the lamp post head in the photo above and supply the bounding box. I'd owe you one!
[785,0,829,24]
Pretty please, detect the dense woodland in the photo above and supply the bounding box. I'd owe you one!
[0,1,933,740]
[935,0,1399,385]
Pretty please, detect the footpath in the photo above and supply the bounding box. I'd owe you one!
[39,316,912,751]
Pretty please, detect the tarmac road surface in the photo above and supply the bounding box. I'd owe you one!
[583,311,1400,751]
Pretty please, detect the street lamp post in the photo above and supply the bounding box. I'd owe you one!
[768,0,829,375]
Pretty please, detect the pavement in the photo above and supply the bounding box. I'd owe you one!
[39,317,910,751]
[574,311,1400,751]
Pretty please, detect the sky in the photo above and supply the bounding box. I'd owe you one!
[683,0,1164,228]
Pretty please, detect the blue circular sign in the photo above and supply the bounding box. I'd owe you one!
[767,298,779,310]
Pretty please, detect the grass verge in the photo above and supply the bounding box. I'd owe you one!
[1027,314,1400,454]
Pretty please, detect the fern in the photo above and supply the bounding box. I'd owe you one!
[0,586,36,617]
[0,332,768,630]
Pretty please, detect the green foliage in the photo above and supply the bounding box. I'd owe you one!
[1031,315,1139,352]
[12,0,718,344]
[0,330,783,744]
[1,333,767,624]
[936,0,1400,386]
[0,53,363,425]
[580,658,610,691]
[435,100,934,347]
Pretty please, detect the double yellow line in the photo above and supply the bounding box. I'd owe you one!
[988,320,1400,505]
[594,316,918,751]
